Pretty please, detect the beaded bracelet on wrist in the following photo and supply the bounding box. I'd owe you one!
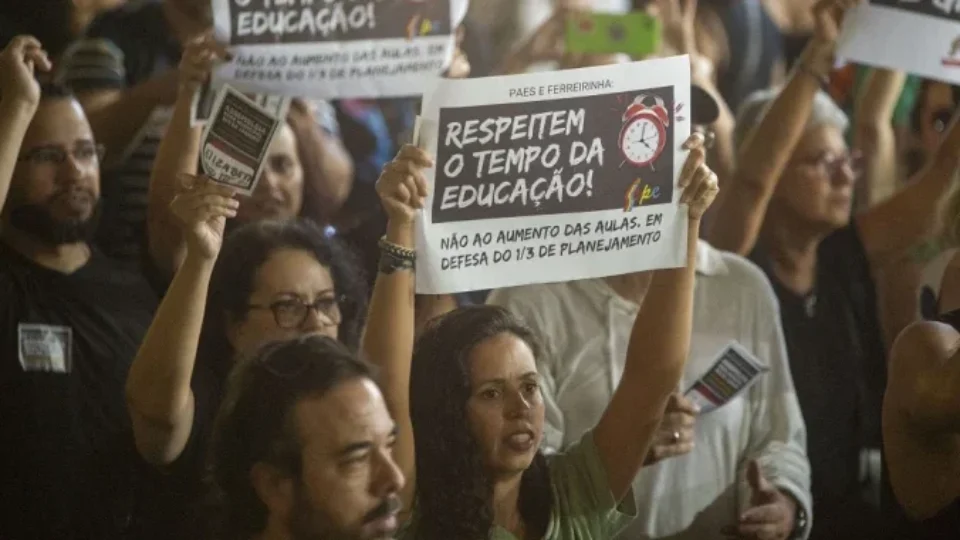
[378,236,416,274]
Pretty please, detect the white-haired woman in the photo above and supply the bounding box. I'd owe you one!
[706,0,960,537]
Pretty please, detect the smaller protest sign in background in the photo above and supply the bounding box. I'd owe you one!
[415,56,693,294]
[212,0,466,99]
[565,12,661,58]
[200,85,288,194]
[839,1,960,85]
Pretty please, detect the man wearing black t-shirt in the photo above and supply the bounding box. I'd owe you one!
[0,37,159,539]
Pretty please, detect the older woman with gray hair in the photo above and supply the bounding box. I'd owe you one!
[704,1,960,538]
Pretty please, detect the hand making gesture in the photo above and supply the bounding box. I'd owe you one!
[0,35,52,112]
[170,174,239,261]
[178,30,231,96]
[679,131,720,220]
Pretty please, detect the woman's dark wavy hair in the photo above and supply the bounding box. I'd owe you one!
[208,335,376,539]
[198,218,367,382]
[410,305,553,540]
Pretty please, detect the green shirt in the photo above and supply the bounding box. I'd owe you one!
[401,430,638,540]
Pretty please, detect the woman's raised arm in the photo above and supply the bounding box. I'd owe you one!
[593,133,719,500]
[127,176,238,465]
[147,31,229,278]
[361,145,432,513]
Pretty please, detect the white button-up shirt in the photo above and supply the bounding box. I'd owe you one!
[488,241,812,539]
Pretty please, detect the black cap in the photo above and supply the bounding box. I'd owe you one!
[691,84,720,126]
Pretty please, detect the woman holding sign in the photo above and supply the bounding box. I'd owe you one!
[362,134,718,539]
[125,177,367,537]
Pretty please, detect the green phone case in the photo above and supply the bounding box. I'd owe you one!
[565,12,662,58]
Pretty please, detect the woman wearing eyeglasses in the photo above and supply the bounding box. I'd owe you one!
[704,2,960,537]
[124,180,367,538]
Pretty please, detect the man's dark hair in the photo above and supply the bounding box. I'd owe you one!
[409,305,553,540]
[208,334,376,539]
[198,218,368,381]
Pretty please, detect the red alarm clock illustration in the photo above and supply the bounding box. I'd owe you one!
[618,93,670,168]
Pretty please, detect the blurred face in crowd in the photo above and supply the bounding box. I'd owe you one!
[918,82,958,160]
[465,333,545,478]
[262,379,404,540]
[775,123,857,232]
[228,248,340,355]
[4,96,101,245]
[237,123,304,223]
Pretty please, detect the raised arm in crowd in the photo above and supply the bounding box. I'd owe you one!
[361,131,718,537]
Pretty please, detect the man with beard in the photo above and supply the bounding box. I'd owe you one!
[0,36,160,539]
[209,336,405,540]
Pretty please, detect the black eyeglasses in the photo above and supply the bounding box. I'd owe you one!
[18,143,106,167]
[248,295,344,330]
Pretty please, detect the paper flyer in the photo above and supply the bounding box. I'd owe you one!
[684,341,769,414]
[210,0,469,99]
[192,80,291,126]
[199,84,290,194]
[414,55,692,294]
[838,1,960,85]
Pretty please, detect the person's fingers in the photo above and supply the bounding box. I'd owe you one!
[384,160,424,180]
[178,172,205,191]
[740,502,783,524]
[412,170,429,199]
[188,193,240,211]
[662,411,696,430]
[666,393,682,411]
[679,138,707,191]
[736,521,780,540]
[403,175,425,208]
[186,29,214,47]
[648,440,695,462]
[678,146,707,197]
[686,167,717,207]
[682,130,706,150]
[203,204,238,220]
[181,200,238,225]
[393,181,413,206]
[671,393,702,415]
[397,144,435,167]
[23,47,51,72]
[207,39,232,60]
[7,35,42,56]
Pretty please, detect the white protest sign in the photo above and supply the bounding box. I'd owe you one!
[211,0,467,99]
[684,342,769,414]
[414,56,692,294]
[200,85,290,194]
[838,1,960,84]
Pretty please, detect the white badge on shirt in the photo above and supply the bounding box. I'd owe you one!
[18,323,73,373]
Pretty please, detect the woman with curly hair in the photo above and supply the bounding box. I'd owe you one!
[362,135,719,539]
[124,178,367,538]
